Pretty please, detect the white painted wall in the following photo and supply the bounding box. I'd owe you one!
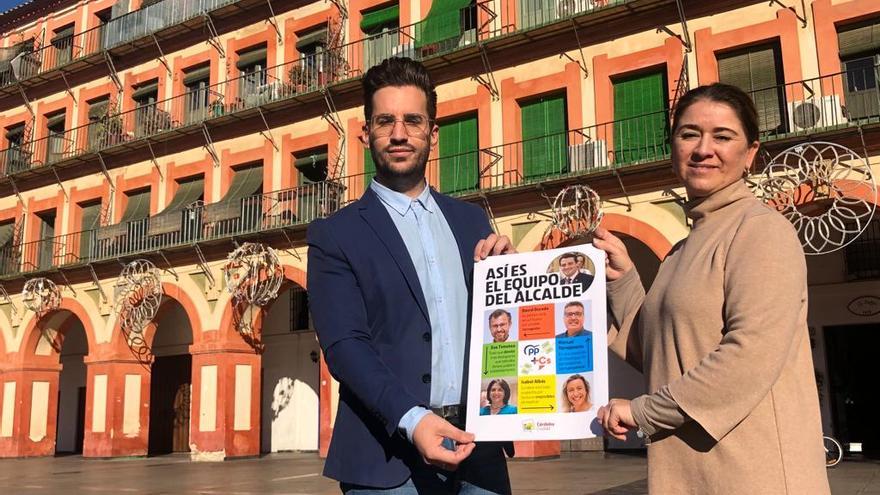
[260,288,320,452]
[56,321,88,453]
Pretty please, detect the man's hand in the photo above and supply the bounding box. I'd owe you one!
[474,233,516,261]
[597,398,637,441]
[411,413,476,470]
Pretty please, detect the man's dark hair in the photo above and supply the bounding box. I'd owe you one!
[362,57,438,123]
[489,308,512,322]
[559,252,579,264]
[564,301,584,311]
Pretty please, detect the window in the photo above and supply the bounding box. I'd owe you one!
[417,0,476,50]
[51,24,75,68]
[717,43,785,135]
[3,123,29,174]
[236,45,267,102]
[183,64,211,124]
[294,148,331,222]
[0,220,18,275]
[612,70,670,164]
[78,201,102,260]
[520,93,567,178]
[438,113,479,193]
[845,219,880,280]
[95,9,112,51]
[45,112,67,164]
[838,18,880,121]
[87,95,112,151]
[290,285,310,331]
[132,80,164,137]
[148,175,204,239]
[296,27,328,81]
[36,210,56,270]
[204,164,263,235]
[361,4,399,69]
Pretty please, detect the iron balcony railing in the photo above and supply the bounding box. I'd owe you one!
[746,62,880,140]
[0,0,631,175]
[0,0,239,87]
[426,108,672,195]
[1,175,370,276]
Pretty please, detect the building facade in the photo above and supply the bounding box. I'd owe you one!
[0,0,877,460]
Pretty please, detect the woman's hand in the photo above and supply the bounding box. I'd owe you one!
[474,233,516,261]
[597,398,637,441]
[592,227,634,282]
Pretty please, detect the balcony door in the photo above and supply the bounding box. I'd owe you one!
[612,70,669,164]
[520,93,567,179]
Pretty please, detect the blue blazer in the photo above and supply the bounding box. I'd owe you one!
[307,186,492,487]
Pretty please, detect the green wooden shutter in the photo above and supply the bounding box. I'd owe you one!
[838,18,880,59]
[79,202,101,259]
[361,4,399,33]
[612,71,669,164]
[364,148,376,192]
[521,93,567,179]
[417,0,472,48]
[717,44,783,134]
[439,113,478,193]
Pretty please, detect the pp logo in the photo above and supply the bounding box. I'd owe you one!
[521,419,536,432]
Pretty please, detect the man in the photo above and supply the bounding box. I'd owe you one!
[307,57,514,494]
[487,309,512,343]
[558,252,593,292]
[556,301,591,339]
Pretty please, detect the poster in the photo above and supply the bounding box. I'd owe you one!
[465,244,607,441]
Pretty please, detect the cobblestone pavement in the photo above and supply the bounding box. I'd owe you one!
[0,451,876,494]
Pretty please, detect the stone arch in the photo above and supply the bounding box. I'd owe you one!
[17,297,98,365]
[216,263,308,344]
[106,281,207,357]
[536,212,674,260]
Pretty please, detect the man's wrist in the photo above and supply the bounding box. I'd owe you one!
[398,406,431,443]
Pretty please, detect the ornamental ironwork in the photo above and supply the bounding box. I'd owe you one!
[549,185,604,239]
[21,277,61,316]
[114,259,163,363]
[753,142,877,255]
[223,242,283,335]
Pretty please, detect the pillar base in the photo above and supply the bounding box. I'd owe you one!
[512,440,561,460]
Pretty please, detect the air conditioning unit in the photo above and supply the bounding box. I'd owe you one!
[787,95,847,132]
[391,42,415,59]
[459,29,477,47]
[568,140,608,172]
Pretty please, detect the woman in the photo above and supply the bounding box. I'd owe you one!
[479,378,517,415]
[562,374,591,412]
[594,84,830,494]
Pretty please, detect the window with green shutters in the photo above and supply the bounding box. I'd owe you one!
[416,0,476,49]
[361,4,399,70]
[438,113,478,193]
[612,70,670,164]
[717,43,785,134]
[838,18,880,121]
[363,147,376,192]
[79,201,102,260]
[295,149,329,222]
[520,93,568,179]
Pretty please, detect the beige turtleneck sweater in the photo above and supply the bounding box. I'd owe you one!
[607,180,830,494]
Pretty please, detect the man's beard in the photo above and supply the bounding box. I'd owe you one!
[370,139,430,192]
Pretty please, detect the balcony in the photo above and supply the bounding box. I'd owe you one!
[0,0,262,95]
[0,176,363,279]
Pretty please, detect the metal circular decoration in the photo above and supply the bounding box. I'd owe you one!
[753,142,876,255]
[550,184,604,238]
[21,277,61,316]
[223,242,283,308]
[114,260,163,341]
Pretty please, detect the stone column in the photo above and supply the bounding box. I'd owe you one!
[188,343,261,461]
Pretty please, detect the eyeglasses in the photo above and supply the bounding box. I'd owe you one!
[564,312,583,318]
[369,113,432,138]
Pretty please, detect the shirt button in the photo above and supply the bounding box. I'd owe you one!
[423,332,431,342]
[422,374,431,384]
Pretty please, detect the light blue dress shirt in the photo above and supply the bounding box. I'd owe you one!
[369,179,469,442]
